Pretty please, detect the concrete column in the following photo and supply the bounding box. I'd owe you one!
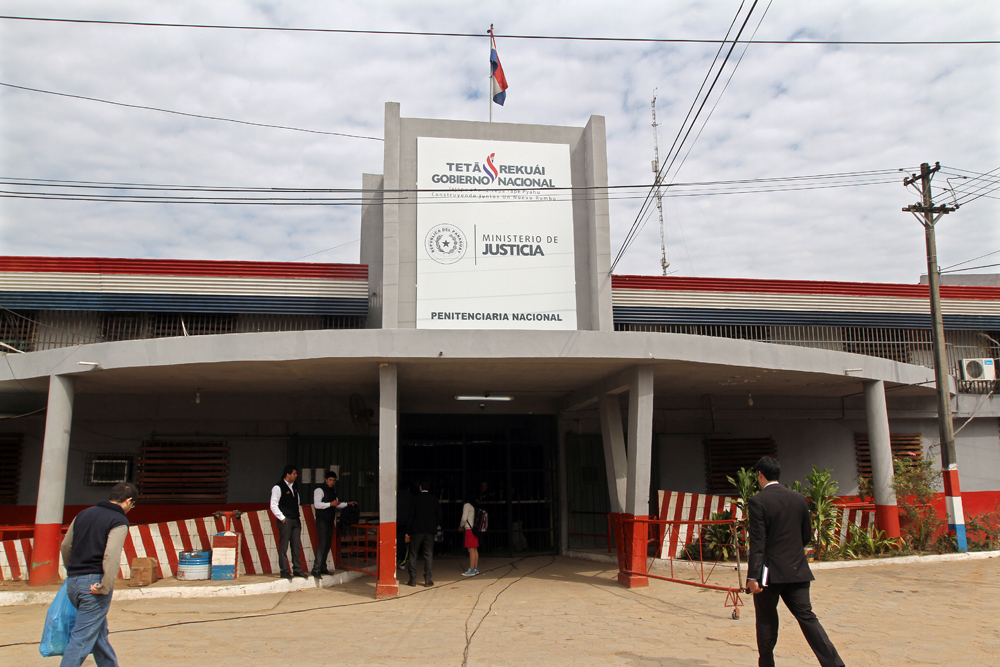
[620,366,653,588]
[30,374,75,585]
[597,395,627,514]
[625,366,654,516]
[381,102,401,328]
[360,173,385,329]
[863,380,900,538]
[376,362,399,598]
[583,114,613,332]
[557,423,569,554]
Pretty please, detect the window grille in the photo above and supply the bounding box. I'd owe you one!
[1,310,36,353]
[137,440,228,504]
[0,434,23,505]
[84,453,133,486]
[1,310,367,353]
[854,433,923,480]
[615,322,999,393]
[704,438,776,494]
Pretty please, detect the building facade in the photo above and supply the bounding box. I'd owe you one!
[2,104,998,593]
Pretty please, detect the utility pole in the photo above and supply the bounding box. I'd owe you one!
[651,92,669,276]
[902,161,966,551]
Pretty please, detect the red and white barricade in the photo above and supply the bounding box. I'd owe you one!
[1,505,335,582]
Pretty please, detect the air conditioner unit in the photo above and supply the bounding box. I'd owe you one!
[960,358,996,381]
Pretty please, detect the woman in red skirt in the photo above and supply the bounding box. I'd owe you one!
[460,499,479,576]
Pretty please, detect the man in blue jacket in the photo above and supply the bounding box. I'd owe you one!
[59,482,137,667]
[747,457,844,667]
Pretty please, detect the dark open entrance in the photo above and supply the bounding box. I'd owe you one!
[399,414,557,557]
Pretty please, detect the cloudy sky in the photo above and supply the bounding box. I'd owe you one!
[0,1,997,283]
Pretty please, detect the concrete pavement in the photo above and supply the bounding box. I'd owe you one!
[0,554,996,666]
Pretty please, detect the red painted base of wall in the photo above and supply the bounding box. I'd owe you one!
[28,523,62,585]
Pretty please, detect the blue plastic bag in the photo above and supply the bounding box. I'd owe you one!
[39,580,77,657]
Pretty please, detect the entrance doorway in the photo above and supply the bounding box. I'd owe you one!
[399,414,557,557]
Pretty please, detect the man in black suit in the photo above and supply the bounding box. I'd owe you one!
[404,480,442,587]
[747,457,845,667]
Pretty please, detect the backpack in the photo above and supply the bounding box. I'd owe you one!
[338,504,361,534]
[472,507,488,537]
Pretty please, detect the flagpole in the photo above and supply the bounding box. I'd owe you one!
[488,24,493,123]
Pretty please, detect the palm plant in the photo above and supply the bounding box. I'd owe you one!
[726,467,760,552]
[788,466,840,559]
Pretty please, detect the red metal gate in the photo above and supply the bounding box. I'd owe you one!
[614,515,745,619]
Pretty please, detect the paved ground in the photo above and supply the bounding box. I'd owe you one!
[1,554,996,666]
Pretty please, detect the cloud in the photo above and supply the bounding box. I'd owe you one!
[0,0,996,283]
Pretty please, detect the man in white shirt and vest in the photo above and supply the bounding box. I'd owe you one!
[311,470,356,577]
[269,466,307,579]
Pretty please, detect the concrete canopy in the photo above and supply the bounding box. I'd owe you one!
[0,329,938,414]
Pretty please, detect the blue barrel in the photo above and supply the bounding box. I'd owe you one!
[176,550,212,580]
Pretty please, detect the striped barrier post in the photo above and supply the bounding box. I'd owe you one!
[943,466,968,551]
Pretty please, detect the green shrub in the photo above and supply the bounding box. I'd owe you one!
[837,523,904,559]
[678,510,737,562]
[966,503,1000,551]
[890,451,943,552]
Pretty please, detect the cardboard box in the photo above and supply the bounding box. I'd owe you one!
[129,557,159,587]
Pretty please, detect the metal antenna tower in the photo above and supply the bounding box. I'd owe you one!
[651,91,669,276]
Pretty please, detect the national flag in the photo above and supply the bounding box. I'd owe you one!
[490,39,508,106]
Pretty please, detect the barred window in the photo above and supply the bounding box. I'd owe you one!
[84,454,133,486]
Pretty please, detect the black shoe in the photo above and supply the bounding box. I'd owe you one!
[295,572,309,579]
[281,572,293,580]
[406,578,416,587]
[318,569,331,576]
[423,580,434,587]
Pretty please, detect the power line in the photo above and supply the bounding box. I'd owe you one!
[0,15,995,45]
[612,1,750,274]
[948,167,1000,206]
[941,262,1000,274]
[937,165,1000,204]
[0,81,382,141]
[940,249,1000,272]
[1,167,906,193]
[611,0,762,274]
[0,174,905,206]
[668,0,774,182]
[289,239,360,261]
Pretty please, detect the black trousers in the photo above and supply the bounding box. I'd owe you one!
[277,518,303,576]
[753,581,844,667]
[312,519,335,575]
[407,533,434,582]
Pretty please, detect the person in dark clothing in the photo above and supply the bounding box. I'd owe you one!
[269,465,307,579]
[59,482,137,667]
[404,480,442,587]
[396,481,415,570]
[311,471,355,577]
[747,457,845,667]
